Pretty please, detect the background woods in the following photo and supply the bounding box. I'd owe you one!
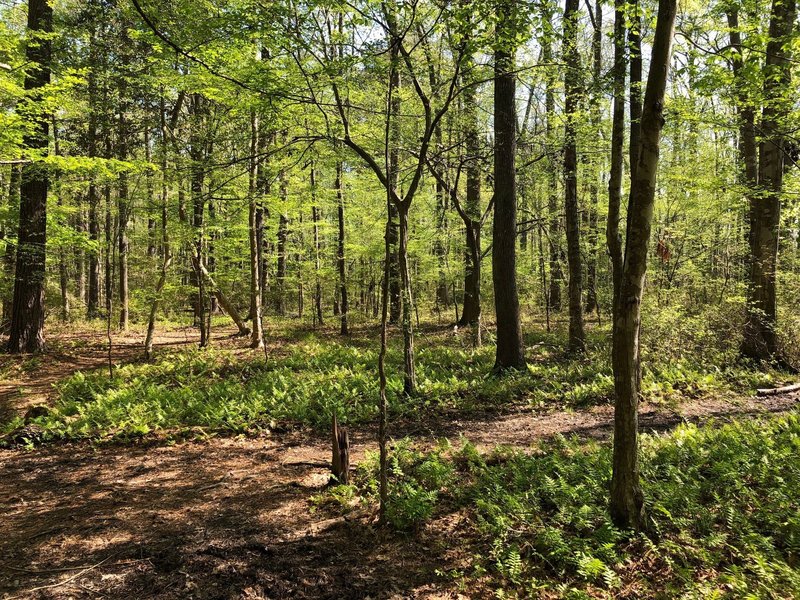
[2,0,800,596]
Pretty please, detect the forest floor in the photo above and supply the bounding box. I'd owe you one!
[1,323,798,599]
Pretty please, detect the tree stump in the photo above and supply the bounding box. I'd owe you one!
[331,415,350,485]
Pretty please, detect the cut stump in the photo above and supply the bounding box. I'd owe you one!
[331,415,350,485]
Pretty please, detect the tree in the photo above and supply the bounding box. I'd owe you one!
[8,0,52,353]
[492,0,526,373]
[610,0,677,529]
[733,0,797,362]
[607,0,626,308]
[562,0,585,353]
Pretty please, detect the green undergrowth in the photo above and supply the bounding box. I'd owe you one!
[324,412,800,598]
[0,322,789,446]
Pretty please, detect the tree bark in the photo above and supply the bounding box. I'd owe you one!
[387,30,402,326]
[190,94,208,346]
[248,107,265,348]
[460,54,482,328]
[492,3,526,372]
[563,0,585,353]
[541,9,562,312]
[610,0,676,530]
[117,108,130,331]
[397,202,416,395]
[311,165,324,327]
[275,209,288,317]
[585,0,602,314]
[628,0,643,182]
[144,96,172,360]
[1,166,19,330]
[54,120,69,321]
[336,156,349,335]
[738,0,796,361]
[8,0,52,353]
[607,0,626,310]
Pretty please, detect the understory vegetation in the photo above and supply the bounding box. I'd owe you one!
[318,412,800,598]
[1,303,792,446]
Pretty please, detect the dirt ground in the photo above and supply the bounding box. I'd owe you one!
[1,325,798,599]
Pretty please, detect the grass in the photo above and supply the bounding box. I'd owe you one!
[326,411,800,598]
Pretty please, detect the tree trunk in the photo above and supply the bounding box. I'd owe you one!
[8,0,51,353]
[628,0,642,183]
[145,97,172,360]
[145,127,156,258]
[248,107,265,348]
[397,202,416,395]
[607,0,626,309]
[541,10,562,313]
[610,0,676,530]
[387,30,402,326]
[190,94,207,347]
[492,4,526,373]
[738,0,796,361]
[275,211,288,316]
[336,156,349,335]
[1,166,19,330]
[311,167,324,327]
[54,119,69,322]
[117,106,130,331]
[563,0,585,353]
[460,54,482,328]
[585,0,602,315]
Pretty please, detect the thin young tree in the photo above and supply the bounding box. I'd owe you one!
[610,0,677,529]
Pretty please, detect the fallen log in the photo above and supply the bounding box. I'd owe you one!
[192,257,250,337]
[756,382,800,397]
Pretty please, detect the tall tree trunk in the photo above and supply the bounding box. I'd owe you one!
[628,0,642,183]
[563,0,585,352]
[275,204,288,317]
[190,94,207,347]
[336,155,349,335]
[460,54,482,328]
[2,166,19,330]
[607,0,626,308]
[8,0,52,353]
[585,0,602,314]
[144,96,172,360]
[385,11,416,393]
[492,1,526,372]
[311,165,324,327]
[542,8,562,312]
[54,120,69,321]
[248,107,265,348]
[117,104,130,331]
[739,0,796,361]
[387,27,402,326]
[610,0,676,529]
[397,202,416,394]
[145,127,156,258]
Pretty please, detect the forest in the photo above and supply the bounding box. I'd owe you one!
[1,0,800,596]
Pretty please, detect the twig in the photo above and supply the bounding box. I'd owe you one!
[8,555,114,598]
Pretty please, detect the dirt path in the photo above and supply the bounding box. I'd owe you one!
[2,328,799,599]
[0,324,250,421]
